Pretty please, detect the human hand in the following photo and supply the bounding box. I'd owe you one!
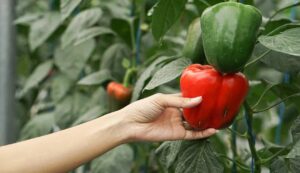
[119,93,217,142]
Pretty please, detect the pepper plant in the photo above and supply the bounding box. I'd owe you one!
[15,0,300,172]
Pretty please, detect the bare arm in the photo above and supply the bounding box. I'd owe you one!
[0,93,217,173]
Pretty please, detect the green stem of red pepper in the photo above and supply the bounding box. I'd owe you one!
[244,101,261,173]
[123,68,137,88]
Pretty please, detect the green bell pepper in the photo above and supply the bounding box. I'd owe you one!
[201,2,262,73]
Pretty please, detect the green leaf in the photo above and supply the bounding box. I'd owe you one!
[287,140,300,159]
[90,144,134,173]
[155,141,182,170]
[270,157,289,173]
[20,113,55,140]
[77,69,113,86]
[144,58,191,90]
[259,28,300,56]
[54,92,90,129]
[111,18,138,47]
[50,73,74,102]
[288,157,300,173]
[54,39,95,80]
[74,27,114,45]
[262,19,292,36]
[29,12,61,51]
[60,0,82,21]
[61,8,102,47]
[253,44,300,72]
[14,13,42,26]
[151,0,187,41]
[122,58,131,69]
[131,56,176,102]
[156,139,224,173]
[72,106,108,126]
[19,60,53,97]
[291,116,300,142]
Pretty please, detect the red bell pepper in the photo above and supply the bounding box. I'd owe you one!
[107,82,132,102]
[180,64,249,130]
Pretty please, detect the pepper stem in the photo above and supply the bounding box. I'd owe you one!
[244,101,261,173]
[123,68,137,88]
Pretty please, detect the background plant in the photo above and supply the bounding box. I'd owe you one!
[15,0,300,172]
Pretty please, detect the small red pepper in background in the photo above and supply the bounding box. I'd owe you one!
[107,81,132,102]
[180,64,249,130]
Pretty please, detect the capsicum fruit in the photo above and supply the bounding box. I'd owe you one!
[180,64,249,130]
[201,2,262,73]
[107,82,132,102]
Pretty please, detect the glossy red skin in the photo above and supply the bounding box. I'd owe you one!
[180,64,249,130]
[107,82,132,101]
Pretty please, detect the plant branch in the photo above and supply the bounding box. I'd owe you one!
[218,154,250,171]
[244,101,261,173]
[266,2,300,25]
[245,50,272,68]
[251,84,275,109]
[260,146,291,165]
[253,93,300,113]
[226,127,248,138]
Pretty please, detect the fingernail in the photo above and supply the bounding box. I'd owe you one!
[190,96,202,103]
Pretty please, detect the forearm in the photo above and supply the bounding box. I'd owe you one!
[0,111,130,173]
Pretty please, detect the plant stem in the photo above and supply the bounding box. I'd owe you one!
[218,154,250,171]
[226,127,247,138]
[123,68,137,87]
[251,84,275,109]
[253,93,300,113]
[245,50,271,68]
[244,101,261,173]
[260,146,291,165]
[231,122,237,173]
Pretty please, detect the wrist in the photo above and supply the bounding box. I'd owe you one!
[94,110,133,144]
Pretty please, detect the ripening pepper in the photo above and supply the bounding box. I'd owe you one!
[182,18,205,63]
[180,64,249,130]
[201,2,262,73]
[107,82,132,102]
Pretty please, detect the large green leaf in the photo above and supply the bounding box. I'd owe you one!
[259,28,300,56]
[151,0,187,41]
[156,139,224,173]
[90,144,134,173]
[29,12,61,51]
[144,58,191,90]
[289,157,300,173]
[270,157,289,173]
[14,13,42,26]
[54,39,95,80]
[60,0,82,21]
[20,113,55,140]
[19,60,53,97]
[78,70,113,86]
[253,44,300,72]
[54,92,90,129]
[74,27,114,45]
[111,18,138,47]
[291,115,300,142]
[131,56,176,102]
[100,43,130,80]
[50,73,74,102]
[287,140,300,159]
[61,8,102,47]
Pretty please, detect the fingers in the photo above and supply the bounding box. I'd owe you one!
[152,93,202,108]
[184,128,218,140]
